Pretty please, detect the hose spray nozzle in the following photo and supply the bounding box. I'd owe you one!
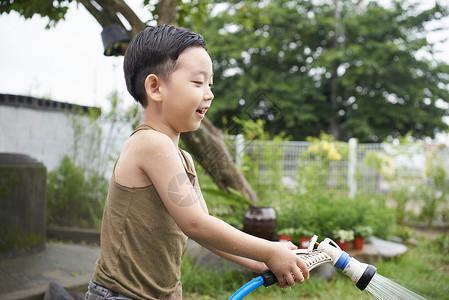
[259,236,377,290]
[317,237,377,291]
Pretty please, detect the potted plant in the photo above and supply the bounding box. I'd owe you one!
[353,225,373,250]
[333,229,354,252]
[295,227,314,249]
[277,227,295,242]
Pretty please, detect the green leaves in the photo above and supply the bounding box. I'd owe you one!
[47,155,108,229]
[0,0,73,28]
[195,0,449,142]
[201,187,253,207]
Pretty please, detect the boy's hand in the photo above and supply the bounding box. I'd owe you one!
[265,241,309,288]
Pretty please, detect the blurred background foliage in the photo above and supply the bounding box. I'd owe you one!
[188,0,449,142]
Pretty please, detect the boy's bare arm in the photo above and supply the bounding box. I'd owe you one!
[197,241,299,275]
[187,162,269,274]
[198,242,268,273]
[137,131,309,286]
[188,157,301,277]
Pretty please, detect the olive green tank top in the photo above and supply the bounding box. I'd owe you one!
[93,124,192,299]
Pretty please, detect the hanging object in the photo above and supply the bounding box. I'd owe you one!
[101,24,130,56]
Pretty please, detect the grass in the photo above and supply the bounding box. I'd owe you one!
[182,232,449,300]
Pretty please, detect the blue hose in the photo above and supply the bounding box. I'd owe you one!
[228,276,265,300]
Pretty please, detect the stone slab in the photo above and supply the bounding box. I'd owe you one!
[0,243,99,300]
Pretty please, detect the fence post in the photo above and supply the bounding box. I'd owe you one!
[348,138,357,198]
[235,134,245,168]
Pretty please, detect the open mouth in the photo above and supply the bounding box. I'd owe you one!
[196,107,208,117]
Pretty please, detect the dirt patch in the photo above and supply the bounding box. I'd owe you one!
[412,226,447,239]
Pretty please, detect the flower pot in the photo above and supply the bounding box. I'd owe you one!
[278,235,292,242]
[299,236,312,249]
[336,239,350,252]
[243,206,276,240]
[353,236,365,250]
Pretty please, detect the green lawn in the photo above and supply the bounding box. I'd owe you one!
[182,231,449,300]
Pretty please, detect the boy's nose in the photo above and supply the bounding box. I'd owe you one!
[205,89,214,101]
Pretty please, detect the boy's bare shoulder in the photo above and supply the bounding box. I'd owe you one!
[115,130,176,187]
[128,129,174,154]
[127,130,176,159]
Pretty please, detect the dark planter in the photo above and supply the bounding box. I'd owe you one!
[243,206,276,240]
[0,153,47,259]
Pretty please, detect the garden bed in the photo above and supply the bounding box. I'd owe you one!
[182,230,449,300]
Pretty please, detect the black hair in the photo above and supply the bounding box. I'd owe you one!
[124,24,207,107]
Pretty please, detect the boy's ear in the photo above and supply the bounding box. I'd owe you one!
[144,74,163,102]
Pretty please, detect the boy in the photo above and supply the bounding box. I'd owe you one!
[86,24,308,300]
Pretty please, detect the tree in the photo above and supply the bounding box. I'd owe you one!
[196,0,449,142]
[0,0,258,202]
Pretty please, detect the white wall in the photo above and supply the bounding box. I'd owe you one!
[0,101,132,173]
[0,105,73,170]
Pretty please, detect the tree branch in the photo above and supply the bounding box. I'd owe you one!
[181,118,258,203]
[157,0,178,25]
[77,0,123,29]
[94,0,146,36]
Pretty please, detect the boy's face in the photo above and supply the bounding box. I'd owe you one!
[159,46,214,133]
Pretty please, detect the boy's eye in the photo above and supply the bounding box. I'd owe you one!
[193,81,203,85]
[209,84,214,89]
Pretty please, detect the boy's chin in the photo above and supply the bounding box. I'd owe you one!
[182,122,202,133]
[191,124,202,132]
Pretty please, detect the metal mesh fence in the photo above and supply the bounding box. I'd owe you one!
[224,136,449,226]
[226,137,386,196]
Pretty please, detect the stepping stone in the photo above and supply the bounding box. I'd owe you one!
[369,236,408,258]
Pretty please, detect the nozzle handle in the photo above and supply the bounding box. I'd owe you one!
[261,269,278,287]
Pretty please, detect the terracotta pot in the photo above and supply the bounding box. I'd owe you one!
[299,236,312,249]
[243,206,276,240]
[353,236,365,250]
[336,239,350,252]
[278,235,292,242]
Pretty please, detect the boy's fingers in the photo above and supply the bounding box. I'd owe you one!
[297,258,309,279]
[274,273,291,288]
[285,274,295,286]
[292,267,304,284]
[286,241,298,250]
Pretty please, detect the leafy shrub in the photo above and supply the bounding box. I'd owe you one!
[353,225,373,238]
[332,229,355,243]
[394,225,414,242]
[181,254,251,296]
[47,155,108,229]
[435,234,449,255]
[276,194,396,241]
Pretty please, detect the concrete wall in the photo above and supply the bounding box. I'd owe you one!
[0,94,131,173]
[0,104,73,171]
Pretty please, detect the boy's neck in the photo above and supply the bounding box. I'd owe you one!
[141,116,180,146]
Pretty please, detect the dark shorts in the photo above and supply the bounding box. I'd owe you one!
[85,279,134,300]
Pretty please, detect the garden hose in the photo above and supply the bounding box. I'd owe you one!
[228,235,378,299]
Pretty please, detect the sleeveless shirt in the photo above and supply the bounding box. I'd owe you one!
[93,124,192,300]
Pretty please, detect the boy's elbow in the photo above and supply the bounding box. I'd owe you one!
[180,215,210,241]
